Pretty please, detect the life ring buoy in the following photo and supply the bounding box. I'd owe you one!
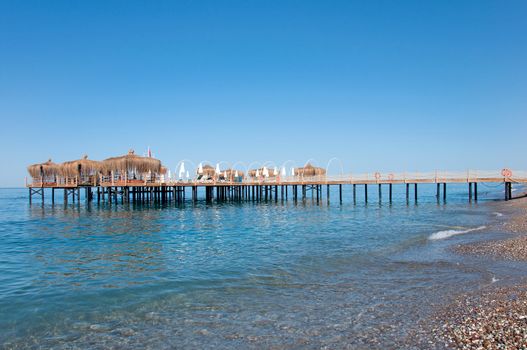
[374,172,381,180]
[501,168,512,178]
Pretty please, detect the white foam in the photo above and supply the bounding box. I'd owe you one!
[491,277,499,283]
[493,212,503,217]
[428,226,486,240]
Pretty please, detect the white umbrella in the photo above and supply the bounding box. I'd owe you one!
[274,167,278,176]
[223,171,227,178]
[168,169,172,181]
[281,167,286,176]
[215,163,220,174]
[235,170,239,177]
[263,166,269,177]
[291,168,295,176]
[255,169,260,177]
[179,162,185,178]
[186,170,189,179]
[198,163,203,174]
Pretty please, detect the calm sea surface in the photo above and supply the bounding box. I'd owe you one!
[1,185,526,349]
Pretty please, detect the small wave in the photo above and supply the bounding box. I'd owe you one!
[493,212,503,217]
[428,226,486,240]
[491,277,499,283]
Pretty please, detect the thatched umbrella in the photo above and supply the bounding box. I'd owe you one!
[102,149,162,175]
[196,164,216,177]
[61,155,102,177]
[248,167,277,178]
[27,159,61,179]
[294,163,326,177]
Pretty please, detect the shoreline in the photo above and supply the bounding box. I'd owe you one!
[424,196,527,349]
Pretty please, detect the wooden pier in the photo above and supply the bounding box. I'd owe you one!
[26,170,527,205]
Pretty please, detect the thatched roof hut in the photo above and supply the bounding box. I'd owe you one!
[27,159,61,178]
[102,149,162,174]
[61,155,102,177]
[196,164,216,177]
[248,167,277,178]
[294,163,326,177]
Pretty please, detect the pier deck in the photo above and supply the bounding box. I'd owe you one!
[26,170,527,204]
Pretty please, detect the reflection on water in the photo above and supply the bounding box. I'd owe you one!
[0,186,526,349]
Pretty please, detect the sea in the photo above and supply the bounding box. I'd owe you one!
[1,184,526,349]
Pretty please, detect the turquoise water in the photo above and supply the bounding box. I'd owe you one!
[1,185,525,349]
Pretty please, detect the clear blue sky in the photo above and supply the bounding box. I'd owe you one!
[1,1,526,186]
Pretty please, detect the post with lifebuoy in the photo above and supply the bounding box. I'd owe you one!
[502,169,513,201]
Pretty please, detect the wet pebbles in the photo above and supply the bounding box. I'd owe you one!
[429,285,527,349]
[430,196,527,349]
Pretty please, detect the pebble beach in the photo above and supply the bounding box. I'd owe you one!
[428,196,527,349]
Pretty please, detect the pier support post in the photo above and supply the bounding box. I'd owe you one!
[378,184,381,203]
[414,183,418,202]
[469,182,473,202]
[52,188,55,204]
[339,184,342,204]
[353,184,356,204]
[443,183,447,202]
[474,183,478,201]
[505,182,512,201]
[364,184,368,203]
[327,185,330,204]
[406,183,409,202]
[389,184,392,203]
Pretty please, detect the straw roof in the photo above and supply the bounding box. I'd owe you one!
[294,163,326,176]
[248,167,277,177]
[61,155,102,177]
[197,164,216,177]
[102,149,162,174]
[27,159,61,178]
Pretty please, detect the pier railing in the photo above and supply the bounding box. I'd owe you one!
[26,170,527,188]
